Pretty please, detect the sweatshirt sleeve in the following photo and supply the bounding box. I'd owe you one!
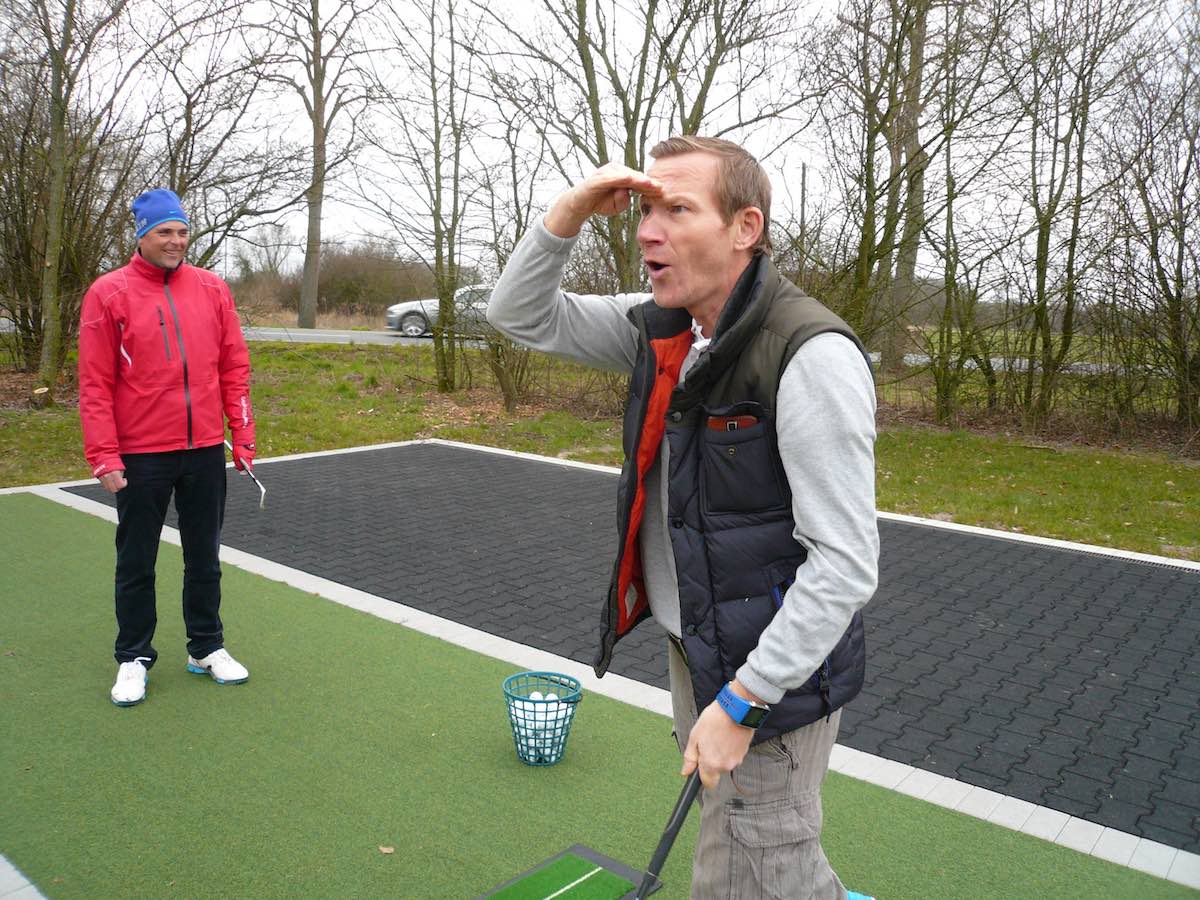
[77,283,124,478]
[735,332,879,703]
[486,218,643,373]
[217,280,255,444]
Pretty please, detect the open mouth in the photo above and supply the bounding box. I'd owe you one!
[645,261,668,275]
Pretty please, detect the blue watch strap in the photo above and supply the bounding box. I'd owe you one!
[717,683,750,723]
[717,683,771,728]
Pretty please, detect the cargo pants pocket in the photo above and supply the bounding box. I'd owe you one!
[727,796,822,900]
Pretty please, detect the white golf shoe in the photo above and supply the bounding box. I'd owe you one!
[111,658,150,706]
[186,648,249,685]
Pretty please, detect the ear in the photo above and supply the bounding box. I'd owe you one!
[731,207,764,251]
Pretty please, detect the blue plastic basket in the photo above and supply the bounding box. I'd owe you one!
[503,671,582,766]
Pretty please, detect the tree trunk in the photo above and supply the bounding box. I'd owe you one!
[32,1,73,407]
[888,0,930,375]
[298,109,325,329]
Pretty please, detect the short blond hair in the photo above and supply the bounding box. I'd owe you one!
[649,136,772,255]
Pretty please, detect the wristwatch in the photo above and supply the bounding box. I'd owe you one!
[716,683,771,729]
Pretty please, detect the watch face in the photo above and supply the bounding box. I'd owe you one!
[742,705,770,729]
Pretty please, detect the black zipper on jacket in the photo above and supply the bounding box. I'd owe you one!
[156,307,171,361]
[162,270,193,447]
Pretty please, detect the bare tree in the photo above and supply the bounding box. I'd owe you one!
[912,0,1022,421]
[1109,4,1200,430]
[147,13,309,269]
[803,0,936,348]
[355,0,481,392]
[7,0,215,404]
[474,98,553,411]
[0,29,144,376]
[263,0,374,329]
[1000,0,1148,427]
[475,0,800,293]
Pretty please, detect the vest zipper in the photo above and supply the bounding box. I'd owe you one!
[162,271,192,448]
[156,307,171,361]
[818,659,833,722]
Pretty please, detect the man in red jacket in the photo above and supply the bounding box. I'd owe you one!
[79,188,256,706]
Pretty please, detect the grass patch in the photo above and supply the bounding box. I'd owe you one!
[1,492,1192,899]
[877,428,1200,560]
[0,404,87,486]
[1,340,1196,560]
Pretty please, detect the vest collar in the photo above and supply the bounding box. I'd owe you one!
[628,254,773,343]
[670,254,774,407]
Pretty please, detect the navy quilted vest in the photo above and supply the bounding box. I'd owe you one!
[593,255,870,743]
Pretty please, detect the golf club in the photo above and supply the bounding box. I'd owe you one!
[223,439,266,509]
[634,770,702,899]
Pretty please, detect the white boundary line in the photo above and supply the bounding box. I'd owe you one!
[875,510,1200,572]
[13,435,1197,573]
[14,479,1200,890]
[0,853,44,899]
[421,439,1200,571]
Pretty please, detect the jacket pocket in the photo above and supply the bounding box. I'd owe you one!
[713,557,807,680]
[156,307,171,361]
[700,401,788,514]
[727,796,822,900]
[713,592,777,678]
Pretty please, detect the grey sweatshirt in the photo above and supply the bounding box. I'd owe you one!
[487,219,879,705]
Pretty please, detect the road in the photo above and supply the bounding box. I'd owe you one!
[241,326,493,350]
[241,326,424,346]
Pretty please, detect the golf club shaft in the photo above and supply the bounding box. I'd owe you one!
[223,440,266,502]
[634,771,702,899]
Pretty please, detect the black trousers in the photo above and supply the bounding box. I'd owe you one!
[114,444,226,667]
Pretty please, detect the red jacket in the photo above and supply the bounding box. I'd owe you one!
[78,253,255,478]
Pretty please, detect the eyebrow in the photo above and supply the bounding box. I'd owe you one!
[642,191,697,207]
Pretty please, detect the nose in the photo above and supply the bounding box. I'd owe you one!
[637,210,663,248]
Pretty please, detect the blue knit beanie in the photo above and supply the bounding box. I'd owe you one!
[132,188,188,238]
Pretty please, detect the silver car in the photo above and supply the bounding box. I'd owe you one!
[386,285,492,337]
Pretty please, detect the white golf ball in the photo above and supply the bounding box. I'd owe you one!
[529,691,544,701]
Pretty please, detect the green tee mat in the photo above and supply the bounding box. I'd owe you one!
[1,493,1195,899]
[480,845,651,899]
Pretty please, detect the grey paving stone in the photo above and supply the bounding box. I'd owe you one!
[65,440,1200,853]
[1139,800,1199,840]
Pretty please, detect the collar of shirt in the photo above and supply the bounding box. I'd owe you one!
[680,319,710,381]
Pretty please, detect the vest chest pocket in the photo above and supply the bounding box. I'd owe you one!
[700,401,789,514]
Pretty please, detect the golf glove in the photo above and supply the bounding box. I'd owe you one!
[232,441,256,472]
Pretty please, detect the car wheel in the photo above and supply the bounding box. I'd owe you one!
[399,313,428,337]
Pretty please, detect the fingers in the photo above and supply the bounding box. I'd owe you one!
[681,751,698,777]
[698,763,721,791]
[681,732,723,790]
[585,163,662,204]
[681,732,699,777]
[545,163,663,237]
[100,471,127,493]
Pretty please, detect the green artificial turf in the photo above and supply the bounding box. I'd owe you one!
[0,492,1192,899]
[487,852,633,899]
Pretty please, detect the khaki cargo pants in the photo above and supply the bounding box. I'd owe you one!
[668,640,848,900]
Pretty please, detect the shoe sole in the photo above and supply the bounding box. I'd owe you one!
[112,679,147,706]
[186,662,248,685]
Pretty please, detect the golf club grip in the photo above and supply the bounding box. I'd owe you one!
[634,771,702,899]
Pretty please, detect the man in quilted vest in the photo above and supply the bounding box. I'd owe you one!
[487,137,879,899]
